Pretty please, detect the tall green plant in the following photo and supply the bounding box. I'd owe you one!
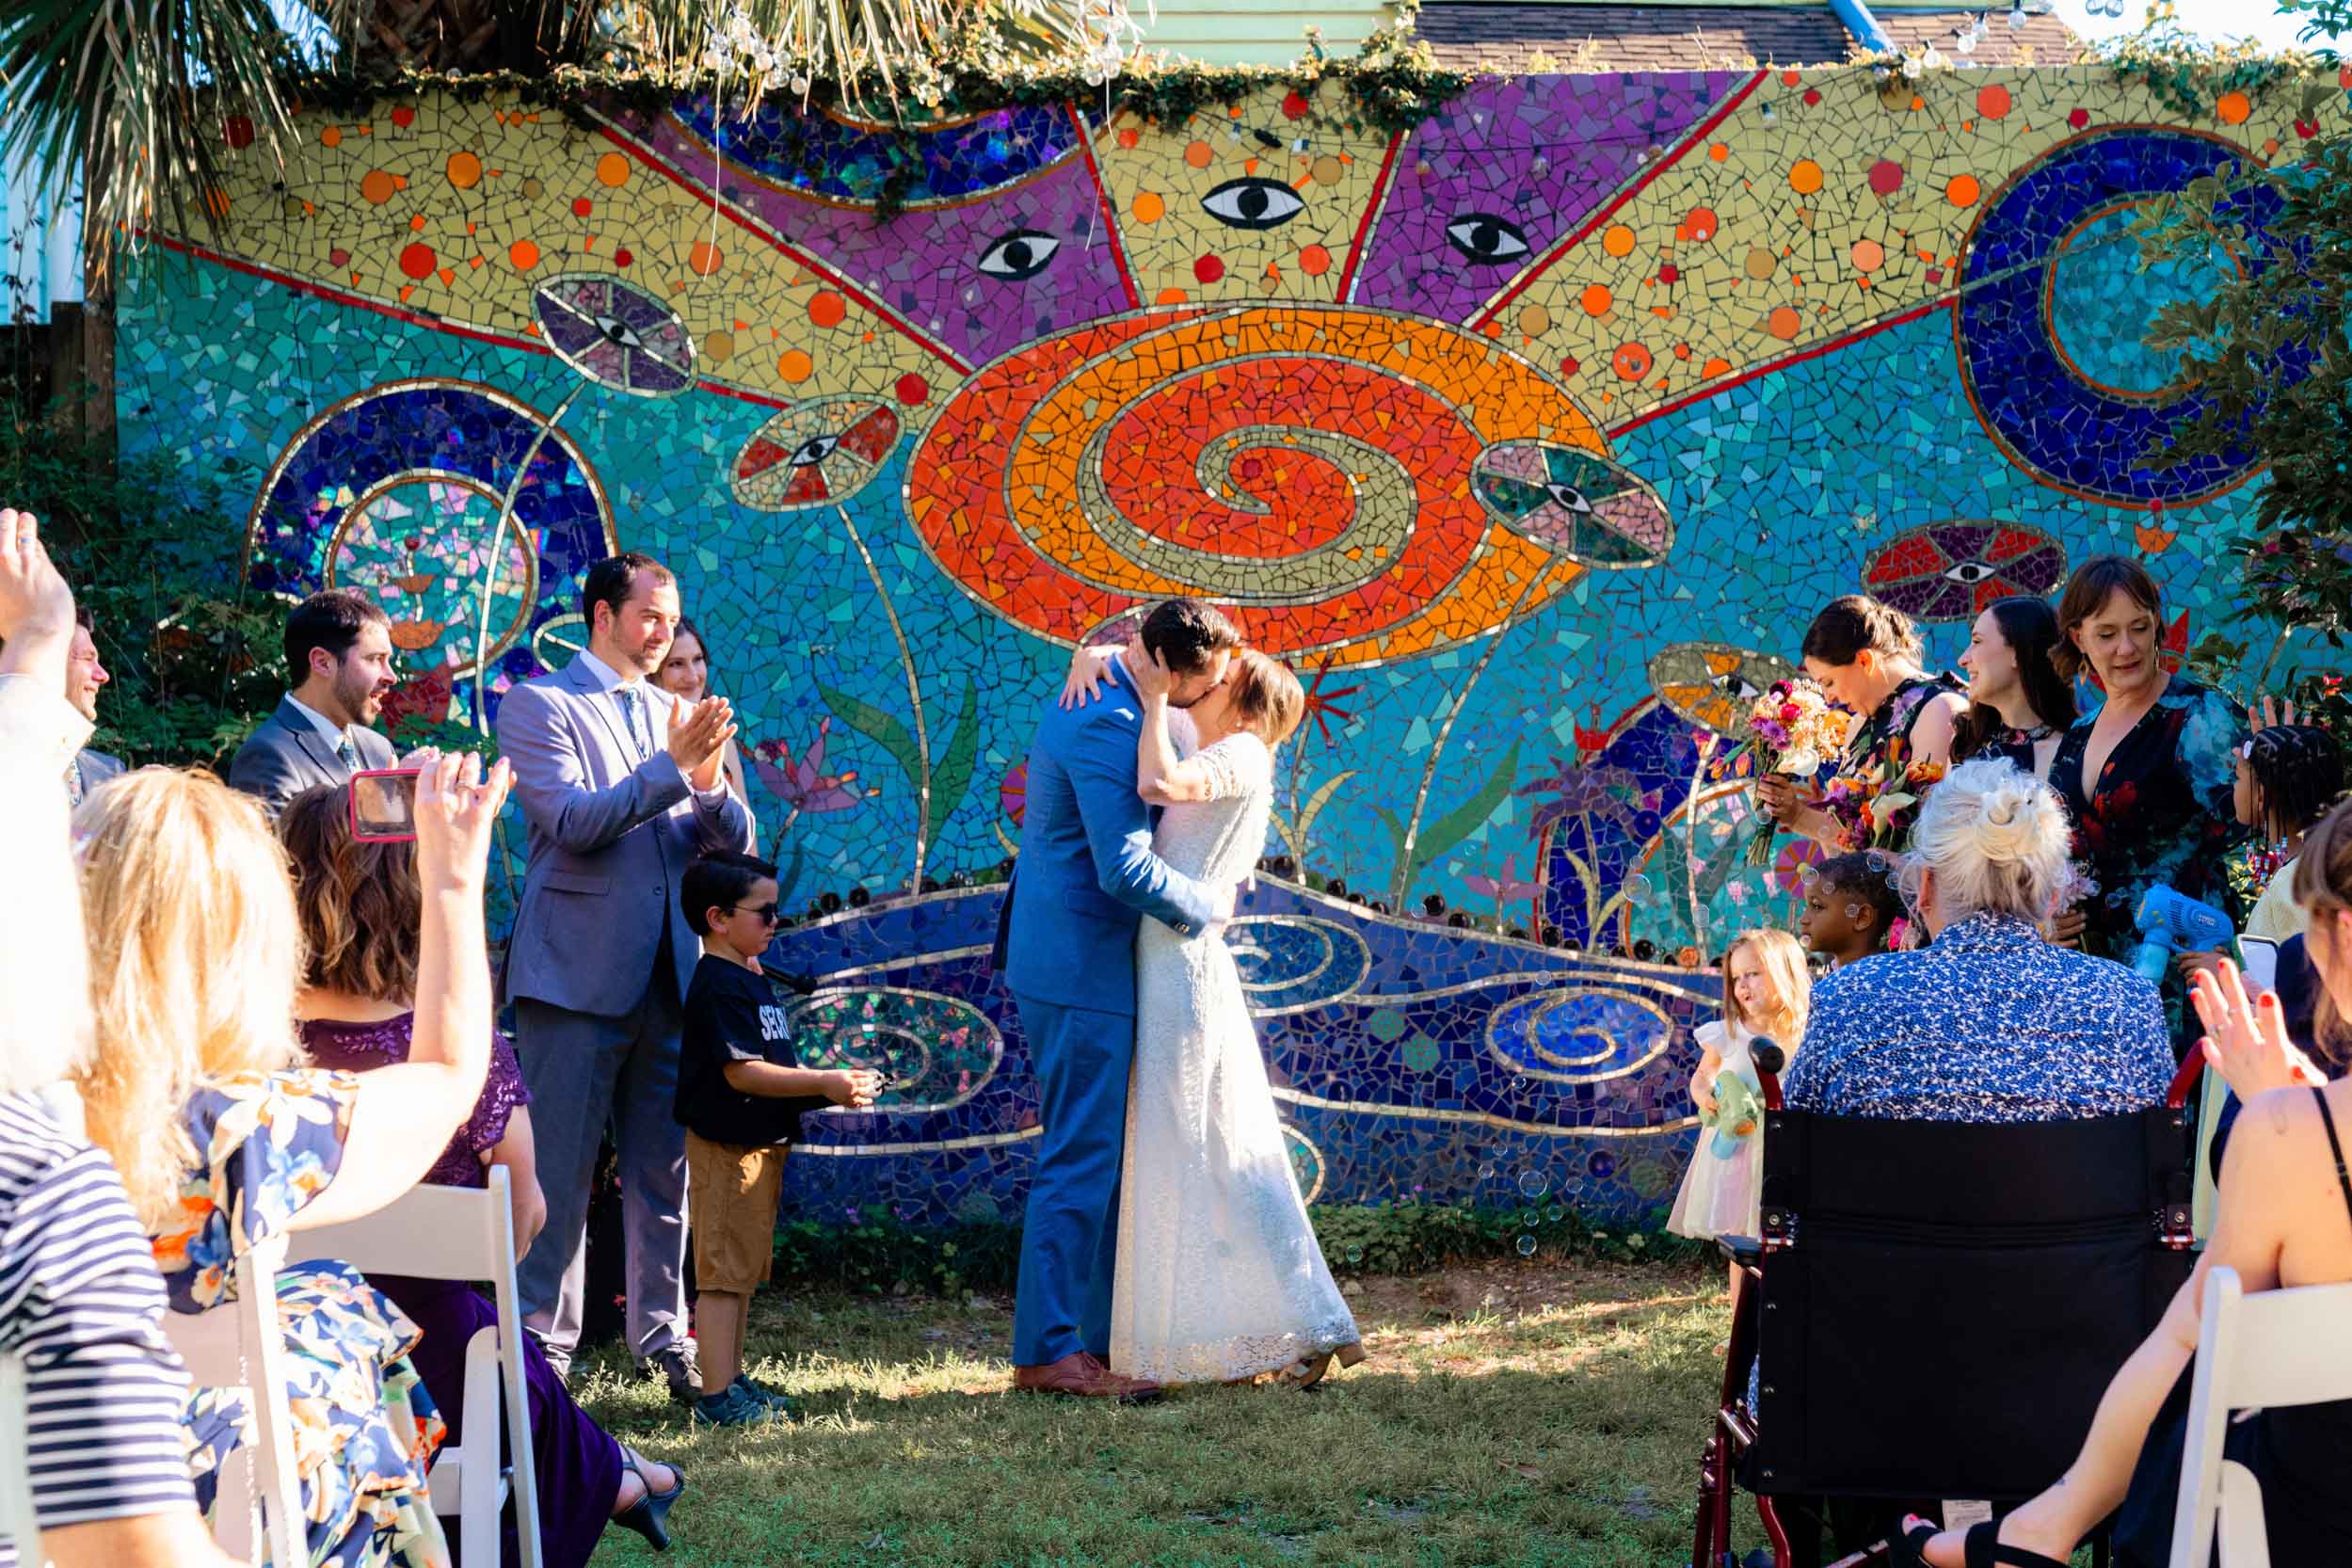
[0,408,278,767]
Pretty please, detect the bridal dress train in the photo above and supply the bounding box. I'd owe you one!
[1109,729,1363,1385]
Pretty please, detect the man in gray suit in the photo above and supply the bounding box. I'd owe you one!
[62,609,121,805]
[228,589,399,815]
[498,552,749,1398]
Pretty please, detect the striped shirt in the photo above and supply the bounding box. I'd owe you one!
[0,1090,195,1564]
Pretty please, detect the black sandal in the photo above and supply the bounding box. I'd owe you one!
[613,1445,685,1551]
[1890,1514,1941,1567]
[1960,1520,2068,1568]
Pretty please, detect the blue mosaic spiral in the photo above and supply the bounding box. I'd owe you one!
[1956,128,2289,507]
[1484,987,1673,1084]
[244,379,615,721]
[1226,917,1374,1014]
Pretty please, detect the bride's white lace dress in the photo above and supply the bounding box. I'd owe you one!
[1109,728,1360,1384]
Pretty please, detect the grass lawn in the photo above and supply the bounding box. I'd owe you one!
[572,1256,1754,1567]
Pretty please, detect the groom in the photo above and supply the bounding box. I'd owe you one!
[995,599,1243,1398]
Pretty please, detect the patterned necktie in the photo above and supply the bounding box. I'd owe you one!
[616,686,652,762]
[64,757,84,808]
[334,733,359,774]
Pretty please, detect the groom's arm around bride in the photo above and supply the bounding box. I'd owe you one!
[994,600,1243,1399]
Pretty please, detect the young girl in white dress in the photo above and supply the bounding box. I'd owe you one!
[1669,929,1811,1288]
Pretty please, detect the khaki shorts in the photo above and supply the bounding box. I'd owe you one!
[685,1133,785,1295]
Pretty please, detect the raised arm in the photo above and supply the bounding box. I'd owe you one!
[1129,640,1228,806]
[496,681,693,855]
[1064,714,1225,936]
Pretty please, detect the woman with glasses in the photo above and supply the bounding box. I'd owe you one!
[277,782,688,1562]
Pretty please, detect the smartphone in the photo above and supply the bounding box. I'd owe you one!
[350,768,422,843]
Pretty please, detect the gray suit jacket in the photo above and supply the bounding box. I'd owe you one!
[227,697,398,818]
[496,657,755,1017]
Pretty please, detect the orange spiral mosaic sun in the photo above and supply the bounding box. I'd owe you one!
[904,304,1652,667]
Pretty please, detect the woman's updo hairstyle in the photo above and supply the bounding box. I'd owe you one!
[1905,757,2072,923]
[1800,594,1923,667]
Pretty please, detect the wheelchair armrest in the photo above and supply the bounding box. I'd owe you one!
[1715,1234,1764,1269]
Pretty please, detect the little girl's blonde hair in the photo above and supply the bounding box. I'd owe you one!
[1720,928,1809,1047]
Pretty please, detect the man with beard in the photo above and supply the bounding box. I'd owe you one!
[229,589,400,816]
[497,552,750,1400]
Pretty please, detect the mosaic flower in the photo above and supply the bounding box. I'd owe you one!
[1863,520,2065,623]
[751,718,878,824]
[1519,760,1642,841]
[532,274,696,397]
[1471,442,1674,568]
[729,397,904,510]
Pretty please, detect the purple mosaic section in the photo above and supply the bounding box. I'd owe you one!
[637,112,1133,367]
[1351,72,1742,323]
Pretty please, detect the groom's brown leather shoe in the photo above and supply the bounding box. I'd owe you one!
[1013,1352,1162,1401]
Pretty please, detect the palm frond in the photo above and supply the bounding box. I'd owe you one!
[0,0,317,285]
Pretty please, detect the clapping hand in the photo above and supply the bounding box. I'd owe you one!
[412,750,513,893]
[0,508,77,683]
[2191,956,2324,1102]
[666,694,737,792]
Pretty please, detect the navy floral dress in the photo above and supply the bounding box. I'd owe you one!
[2050,676,2250,1034]
[155,1068,450,1568]
[1838,673,1963,849]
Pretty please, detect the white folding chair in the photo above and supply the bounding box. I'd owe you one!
[285,1168,541,1568]
[161,1233,306,1568]
[2168,1265,2352,1567]
[0,1349,46,1567]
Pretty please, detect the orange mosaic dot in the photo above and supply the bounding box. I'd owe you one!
[1946,174,1981,207]
[688,240,724,275]
[1850,239,1884,271]
[507,239,539,270]
[1581,284,1613,316]
[1976,84,2012,120]
[596,152,632,187]
[1116,128,1140,149]
[1613,343,1653,380]
[1684,206,1720,243]
[1709,143,1729,162]
[777,350,813,383]
[1184,140,1214,169]
[360,169,401,204]
[1789,159,1824,195]
[1298,244,1331,276]
[808,290,848,328]
[320,125,343,148]
[1767,306,1801,340]
[446,151,482,189]
[1602,224,1637,258]
[1132,191,1165,223]
[2216,91,2253,125]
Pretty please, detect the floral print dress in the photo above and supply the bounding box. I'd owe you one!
[1824,672,1963,851]
[155,1067,451,1568]
[2051,676,2250,1038]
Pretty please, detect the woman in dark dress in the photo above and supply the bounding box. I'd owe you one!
[2047,558,2248,1033]
[279,785,684,1565]
[1757,595,1967,853]
[1902,799,2352,1568]
[1951,596,2076,782]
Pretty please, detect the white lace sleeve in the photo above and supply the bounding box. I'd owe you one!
[1167,707,1200,760]
[1193,732,1272,803]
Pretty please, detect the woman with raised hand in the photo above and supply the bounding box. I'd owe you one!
[73,753,507,1568]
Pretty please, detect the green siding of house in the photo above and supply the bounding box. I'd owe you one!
[1134,0,1394,64]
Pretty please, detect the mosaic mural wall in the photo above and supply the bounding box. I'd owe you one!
[118,66,2344,1224]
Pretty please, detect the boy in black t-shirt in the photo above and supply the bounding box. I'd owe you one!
[675,852,880,1428]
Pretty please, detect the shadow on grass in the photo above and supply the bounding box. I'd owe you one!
[569,1258,1763,1568]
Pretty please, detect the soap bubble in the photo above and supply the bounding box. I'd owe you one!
[1345,1244,1365,1264]
[1624,873,1659,908]
[1546,1205,1565,1223]
[1515,1235,1539,1257]
[1518,1170,1549,1200]
[1478,1162,1496,1181]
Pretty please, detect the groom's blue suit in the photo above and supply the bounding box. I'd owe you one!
[995,657,1221,1367]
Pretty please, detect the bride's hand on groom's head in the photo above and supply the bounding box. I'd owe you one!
[1127,636,1176,704]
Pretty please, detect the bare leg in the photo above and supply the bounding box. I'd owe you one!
[613,1451,679,1513]
[698,1289,748,1393]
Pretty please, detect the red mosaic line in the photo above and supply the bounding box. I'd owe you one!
[1068,104,1141,312]
[1607,295,1955,437]
[1473,69,1769,331]
[150,233,791,411]
[600,121,973,375]
[1337,130,1404,305]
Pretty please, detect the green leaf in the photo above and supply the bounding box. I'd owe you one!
[1376,805,1408,859]
[924,680,981,854]
[1405,741,1523,874]
[818,682,922,790]
[1291,769,1359,849]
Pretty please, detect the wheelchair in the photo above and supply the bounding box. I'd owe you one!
[1690,1042,2207,1568]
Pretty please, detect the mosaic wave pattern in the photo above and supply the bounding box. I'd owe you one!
[117,66,2350,1220]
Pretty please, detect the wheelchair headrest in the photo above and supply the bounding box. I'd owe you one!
[1762,1108,2173,1227]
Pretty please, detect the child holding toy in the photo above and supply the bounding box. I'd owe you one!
[1670,930,1811,1286]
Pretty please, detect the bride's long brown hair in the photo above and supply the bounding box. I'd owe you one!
[1221,650,1305,747]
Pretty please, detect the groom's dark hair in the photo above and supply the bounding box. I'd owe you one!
[1140,600,1243,675]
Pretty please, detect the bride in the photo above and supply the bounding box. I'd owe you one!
[1071,637,1365,1387]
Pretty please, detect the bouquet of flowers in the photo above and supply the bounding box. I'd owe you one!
[2041,859,2101,941]
[1733,680,1853,863]
[1818,743,1949,853]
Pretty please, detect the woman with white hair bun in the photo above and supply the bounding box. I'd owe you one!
[1784,758,2175,1122]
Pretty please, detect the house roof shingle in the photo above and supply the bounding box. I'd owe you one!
[1415,3,2087,73]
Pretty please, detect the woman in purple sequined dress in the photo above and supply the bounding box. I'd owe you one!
[279,784,686,1565]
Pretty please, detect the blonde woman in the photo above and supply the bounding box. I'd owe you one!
[0,507,240,1568]
[74,753,508,1568]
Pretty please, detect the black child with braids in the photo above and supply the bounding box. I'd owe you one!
[2236,724,2349,942]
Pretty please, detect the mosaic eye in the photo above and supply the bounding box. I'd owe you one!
[975,229,1061,280]
[1445,213,1531,265]
[791,434,840,467]
[1942,559,1997,584]
[1201,177,1305,230]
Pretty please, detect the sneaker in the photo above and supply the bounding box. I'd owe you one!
[691,1381,779,1429]
[638,1342,702,1406]
[734,1373,798,1419]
